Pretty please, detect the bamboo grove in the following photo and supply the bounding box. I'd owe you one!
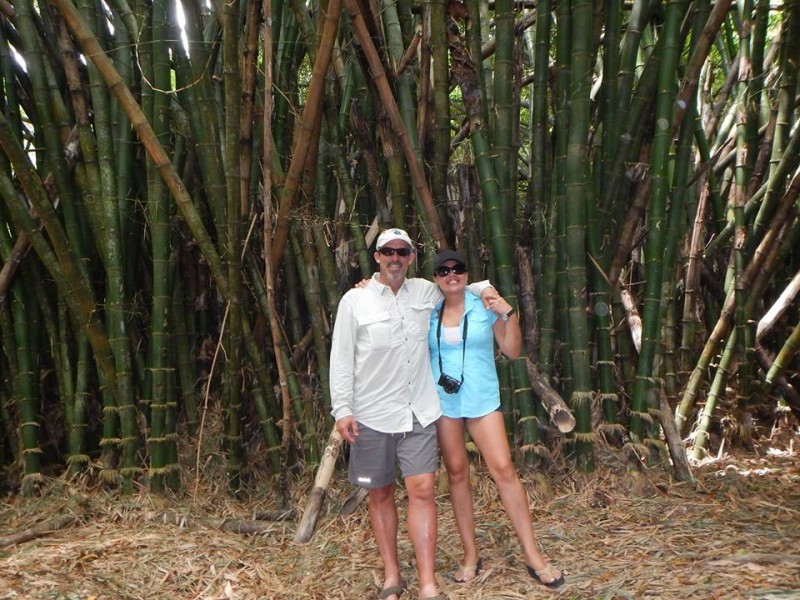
[0,0,798,496]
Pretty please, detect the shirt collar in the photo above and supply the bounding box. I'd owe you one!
[369,272,409,295]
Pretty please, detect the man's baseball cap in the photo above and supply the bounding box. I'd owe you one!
[433,249,467,270]
[376,228,414,249]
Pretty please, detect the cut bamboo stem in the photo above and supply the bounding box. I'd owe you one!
[294,427,344,544]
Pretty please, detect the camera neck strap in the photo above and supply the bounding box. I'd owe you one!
[436,300,467,385]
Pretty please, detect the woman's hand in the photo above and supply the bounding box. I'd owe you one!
[487,296,513,317]
[354,278,370,289]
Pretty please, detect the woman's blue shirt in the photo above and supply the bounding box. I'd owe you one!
[429,292,499,418]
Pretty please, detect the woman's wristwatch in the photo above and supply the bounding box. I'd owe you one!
[500,308,515,322]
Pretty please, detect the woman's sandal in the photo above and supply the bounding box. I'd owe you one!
[526,563,565,589]
[378,583,404,599]
[452,557,482,583]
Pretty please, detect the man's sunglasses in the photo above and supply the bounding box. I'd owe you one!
[378,247,413,257]
[434,264,467,277]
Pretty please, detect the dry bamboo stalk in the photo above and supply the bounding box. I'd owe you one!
[756,268,800,340]
[218,519,277,535]
[657,389,694,483]
[525,358,576,433]
[339,487,368,516]
[294,427,343,543]
[620,287,643,354]
[0,515,77,547]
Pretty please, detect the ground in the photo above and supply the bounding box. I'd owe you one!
[1,428,799,600]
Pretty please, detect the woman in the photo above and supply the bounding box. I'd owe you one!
[429,249,565,589]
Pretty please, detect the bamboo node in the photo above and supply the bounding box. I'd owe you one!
[644,438,666,450]
[99,469,122,484]
[630,410,654,425]
[571,391,594,408]
[119,467,144,476]
[622,441,650,459]
[597,422,626,435]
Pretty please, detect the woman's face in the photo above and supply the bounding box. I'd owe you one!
[434,260,468,293]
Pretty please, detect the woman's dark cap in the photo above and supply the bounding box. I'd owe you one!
[433,249,467,270]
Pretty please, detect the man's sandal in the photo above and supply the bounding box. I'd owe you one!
[378,584,404,599]
[452,557,482,583]
[526,564,565,589]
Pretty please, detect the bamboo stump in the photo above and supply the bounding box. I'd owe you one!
[525,358,576,433]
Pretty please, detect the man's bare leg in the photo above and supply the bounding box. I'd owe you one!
[405,472,440,599]
[368,484,403,599]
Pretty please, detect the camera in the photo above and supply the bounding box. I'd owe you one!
[438,373,462,394]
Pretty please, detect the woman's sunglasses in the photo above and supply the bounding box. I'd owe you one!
[434,264,467,277]
[378,247,413,257]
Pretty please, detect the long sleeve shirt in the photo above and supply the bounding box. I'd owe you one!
[329,274,491,433]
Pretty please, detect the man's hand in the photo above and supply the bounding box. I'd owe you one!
[479,286,499,309]
[336,415,359,444]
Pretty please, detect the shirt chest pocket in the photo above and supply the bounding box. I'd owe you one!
[405,302,435,341]
[358,313,394,352]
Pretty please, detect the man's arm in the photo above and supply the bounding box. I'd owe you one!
[466,279,496,301]
[329,295,356,424]
[412,277,496,305]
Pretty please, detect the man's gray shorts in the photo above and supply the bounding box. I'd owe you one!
[348,418,438,489]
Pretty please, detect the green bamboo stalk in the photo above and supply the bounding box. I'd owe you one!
[491,0,517,227]
[272,3,301,170]
[428,0,450,207]
[562,0,596,470]
[691,329,737,460]
[68,331,92,476]
[238,0,262,217]
[0,306,18,465]
[147,0,175,493]
[524,0,550,385]
[551,0,571,404]
[589,0,622,428]
[629,0,689,443]
[9,273,42,492]
[171,275,199,434]
[220,0,246,494]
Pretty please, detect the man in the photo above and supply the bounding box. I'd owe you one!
[329,228,495,600]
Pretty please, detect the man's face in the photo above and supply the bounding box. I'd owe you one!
[374,242,415,287]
